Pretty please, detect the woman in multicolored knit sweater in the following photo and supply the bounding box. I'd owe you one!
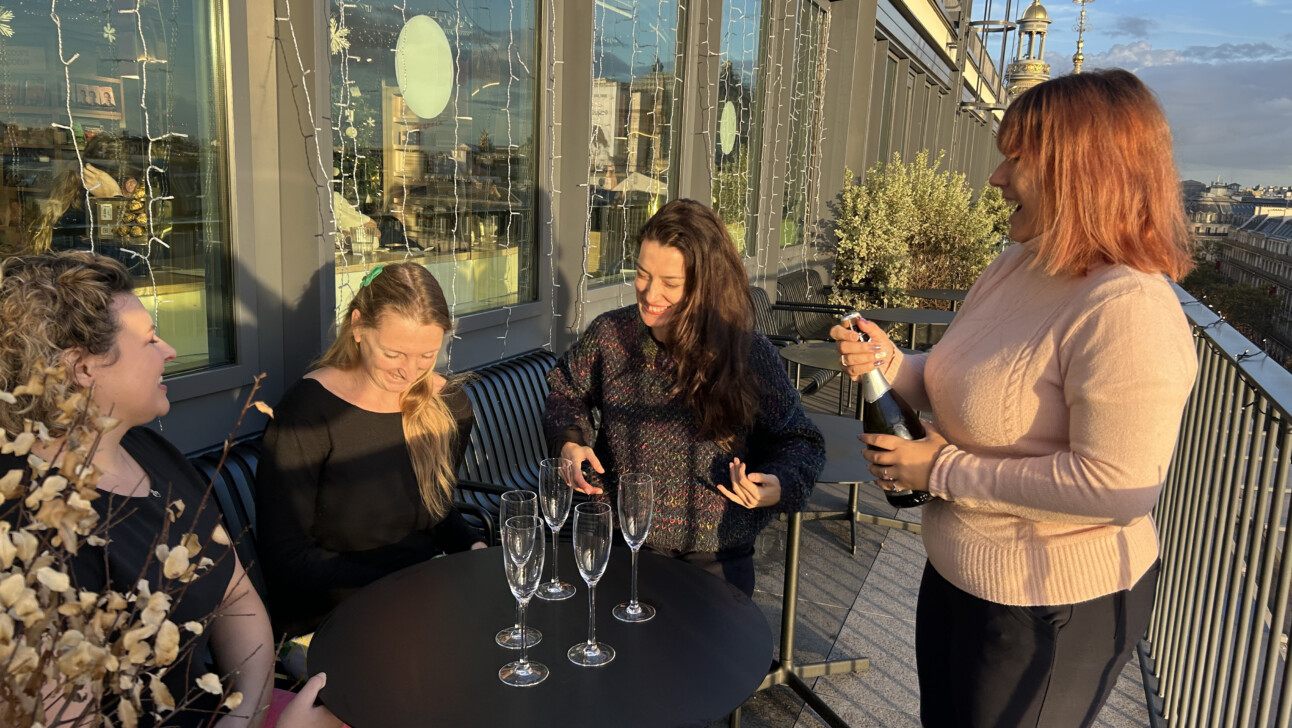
[544,199,825,596]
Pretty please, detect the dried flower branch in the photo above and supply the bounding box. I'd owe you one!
[0,366,270,728]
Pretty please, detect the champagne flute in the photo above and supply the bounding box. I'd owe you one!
[499,515,548,687]
[568,501,615,667]
[495,490,542,648]
[613,473,656,623]
[536,458,577,601]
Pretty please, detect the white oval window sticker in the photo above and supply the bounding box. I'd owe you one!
[395,15,454,119]
[719,101,738,155]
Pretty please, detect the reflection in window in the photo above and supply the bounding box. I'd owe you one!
[588,0,685,284]
[780,0,828,248]
[0,3,234,375]
[713,0,765,257]
[330,0,538,318]
[876,55,899,163]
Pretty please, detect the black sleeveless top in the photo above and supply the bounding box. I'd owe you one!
[0,427,236,728]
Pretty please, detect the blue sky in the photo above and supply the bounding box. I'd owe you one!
[1026,0,1292,186]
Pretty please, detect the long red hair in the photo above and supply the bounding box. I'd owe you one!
[998,69,1193,280]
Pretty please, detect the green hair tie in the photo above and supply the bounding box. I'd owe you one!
[360,265,385,288]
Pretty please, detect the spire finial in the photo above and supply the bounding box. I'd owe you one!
[1072,0,1095,74]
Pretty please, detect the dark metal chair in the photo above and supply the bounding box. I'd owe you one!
[192,438,269,601]
[455,349,562,544]
[776,269,853,341]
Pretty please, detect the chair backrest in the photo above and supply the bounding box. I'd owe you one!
[190,439,268,601]
[457,349,559,515]
[750,285,789,339]
[777,269,837,340]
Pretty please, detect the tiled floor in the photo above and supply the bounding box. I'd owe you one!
[716,373,1151,727]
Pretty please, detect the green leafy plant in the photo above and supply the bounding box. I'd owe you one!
[829,151,1009,319]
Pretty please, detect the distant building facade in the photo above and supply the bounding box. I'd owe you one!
[1220,208,1292,361]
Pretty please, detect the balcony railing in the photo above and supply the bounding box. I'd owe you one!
[1142,285,1292,727]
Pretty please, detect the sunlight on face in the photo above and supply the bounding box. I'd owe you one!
[353,311,445,395]
[634,239,687,343]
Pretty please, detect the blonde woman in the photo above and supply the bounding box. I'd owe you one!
[256,263,485,639]
[31,134,142,258]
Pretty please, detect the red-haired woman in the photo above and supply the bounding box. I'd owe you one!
[544,199,825,596]
[834,69,1197,726]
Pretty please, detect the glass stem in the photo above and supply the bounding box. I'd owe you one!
[517,599,530,666]
[513,602,522,630]
[550,527,560,582]
[587,584,597,646]
[629,548,640,607]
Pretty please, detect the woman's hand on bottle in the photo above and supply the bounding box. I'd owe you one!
[831,319,897,380]
[719,458,781,509]
[560,441,605,495]
[859,420,949,493]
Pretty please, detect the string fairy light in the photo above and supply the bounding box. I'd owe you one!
[545,0,561,351]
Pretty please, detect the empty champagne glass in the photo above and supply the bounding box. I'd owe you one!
[499,515,548,687]
[537,458,577,601]
[495,490,542,648]
[568,501,614,667]
[613,473,656,623]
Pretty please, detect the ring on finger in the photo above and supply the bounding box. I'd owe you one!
[840,353,847,367]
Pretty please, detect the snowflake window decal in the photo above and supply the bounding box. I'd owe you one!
[103,23,116,43]
[0,7,14,40]
[328,15,350,55]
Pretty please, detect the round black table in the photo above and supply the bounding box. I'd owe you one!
[778,342,919,417]
[308,545,772,728]
[778,341,845,373]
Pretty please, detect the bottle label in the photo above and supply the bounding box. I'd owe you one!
[860,371,892,404]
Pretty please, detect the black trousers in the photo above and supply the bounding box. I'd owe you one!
[916,559,1160,728]
[645,544,756,597]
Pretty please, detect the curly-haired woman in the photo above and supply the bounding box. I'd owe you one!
[0,251,338,728]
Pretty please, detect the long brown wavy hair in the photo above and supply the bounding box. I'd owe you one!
[998,69,1193,280]
[637,199,759,450]
[0,252,134,435]
[316,263,461,519]
[30,134,145,254]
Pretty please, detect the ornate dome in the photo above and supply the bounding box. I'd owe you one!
[1022,1,1050,21]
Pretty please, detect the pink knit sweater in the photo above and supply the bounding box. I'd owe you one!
[886,241,1197,606]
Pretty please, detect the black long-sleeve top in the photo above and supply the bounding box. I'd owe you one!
[255,378,479,638]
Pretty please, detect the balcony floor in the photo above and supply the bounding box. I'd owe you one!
[717,372,1151,727]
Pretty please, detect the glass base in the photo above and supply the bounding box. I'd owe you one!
[499,659,549,687]
[536,579,577,601]
[568,640,615,667]
[495,625,542,649]
[612,601,656,623]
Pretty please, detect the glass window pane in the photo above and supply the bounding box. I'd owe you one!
[714,0,765,257]
[779,0,827,249]
[329,0,538,318]
[0,3,235,375]
[877,55,898,162]
[588,0,685,284]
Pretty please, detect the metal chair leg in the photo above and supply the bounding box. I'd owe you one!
[848,483,859,555]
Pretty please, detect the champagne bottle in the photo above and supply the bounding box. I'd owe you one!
[842,312,933,509]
